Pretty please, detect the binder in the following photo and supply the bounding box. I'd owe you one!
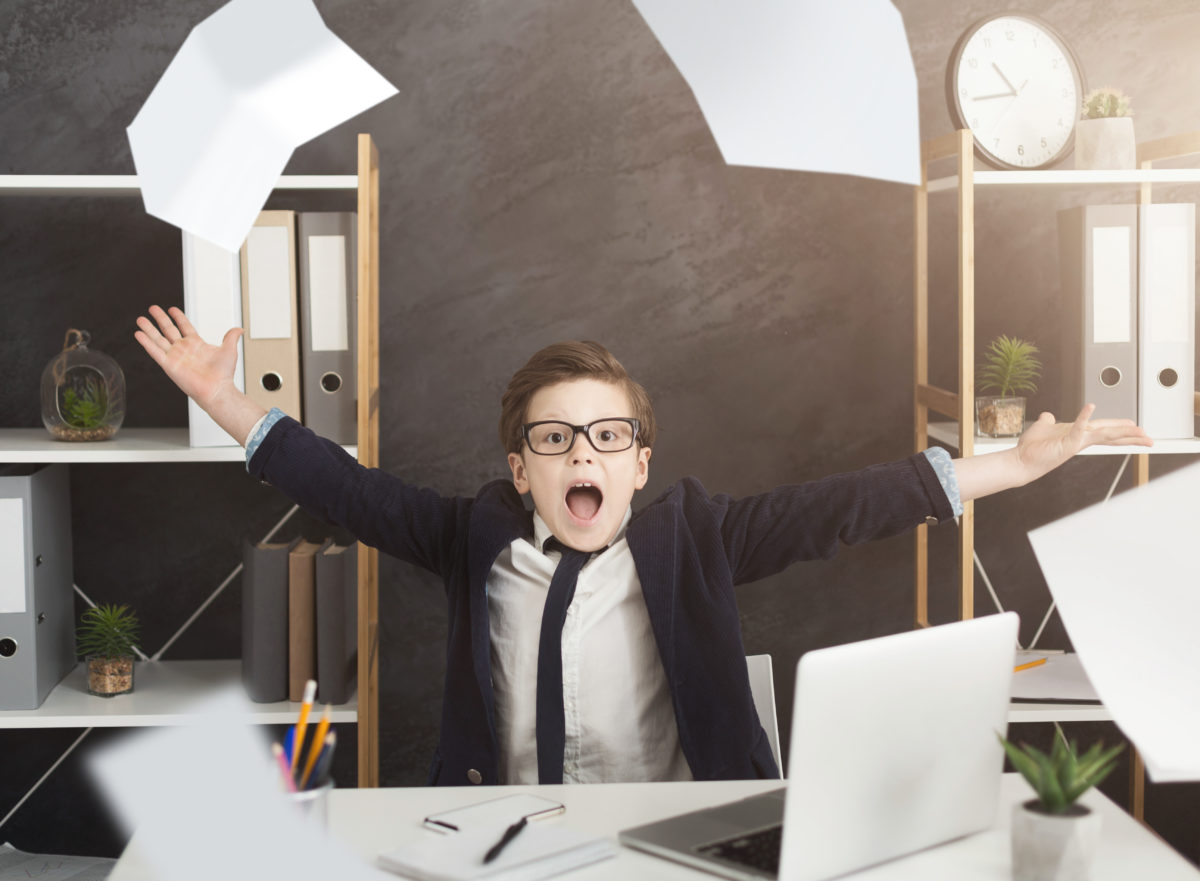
[0,465,75,711]
[315,541,358,705]
[297,212,357,444]
[1057,204,1139,422]
[241,536,300,703]
[240,210,302,421]
[287,539,324,702]
[182,231,245,446]
[1138,202,1196,438]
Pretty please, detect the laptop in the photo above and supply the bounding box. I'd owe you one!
[619,612,1018,881]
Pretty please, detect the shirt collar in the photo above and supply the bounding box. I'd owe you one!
[532,506,633,555]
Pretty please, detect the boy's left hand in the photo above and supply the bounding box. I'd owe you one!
[1014,404,1153,483]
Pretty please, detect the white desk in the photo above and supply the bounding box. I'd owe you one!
[110,774,1198,880]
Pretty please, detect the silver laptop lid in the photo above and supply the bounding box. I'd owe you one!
[779,612,1018,881]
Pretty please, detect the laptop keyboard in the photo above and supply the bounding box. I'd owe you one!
[697,824,783,874]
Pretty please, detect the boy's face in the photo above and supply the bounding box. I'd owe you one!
[508,378,652,552]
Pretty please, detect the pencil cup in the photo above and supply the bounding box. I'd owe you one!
[289,779,333,830]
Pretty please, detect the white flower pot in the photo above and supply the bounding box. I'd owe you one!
[1011,800,1102,881]
[1074,117,1136,170]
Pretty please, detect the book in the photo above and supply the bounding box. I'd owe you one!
[287,539,325,702]
[378,822,616,881]
[242,536,301,703]
[315,541,358,705]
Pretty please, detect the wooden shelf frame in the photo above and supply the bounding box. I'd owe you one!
[0,135,382,789]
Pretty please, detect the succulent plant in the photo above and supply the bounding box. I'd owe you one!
[999,728,1123,814]
[1081,87,1133,120]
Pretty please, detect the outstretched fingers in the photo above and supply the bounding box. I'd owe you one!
[135,312,172,353]
[149,304,183,342]
[168,306,199,338]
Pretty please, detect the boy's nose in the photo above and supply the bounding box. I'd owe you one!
[568,437,593,463]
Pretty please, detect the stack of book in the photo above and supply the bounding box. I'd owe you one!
[182,210,358,447]
[242,536,358,705]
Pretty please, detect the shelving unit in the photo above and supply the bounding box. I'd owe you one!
[0,134,382,788]
[914,128,1200,820]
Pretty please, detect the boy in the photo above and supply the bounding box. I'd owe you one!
[135,305,1150,786]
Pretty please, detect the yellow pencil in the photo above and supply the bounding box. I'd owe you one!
[291,679,317,774]
[299,704,333,790]
[1013,657,1048,673]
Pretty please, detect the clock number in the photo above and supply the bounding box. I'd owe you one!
[971,117,979,129]
[968,57,978,69]
[1041,137,1047,148]
[982,37,992,48]
[1018,145,1025,156]
[1005,29,1015,40]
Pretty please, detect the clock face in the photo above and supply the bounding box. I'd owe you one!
[946,15,1085,170]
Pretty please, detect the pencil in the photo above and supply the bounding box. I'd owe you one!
[1013,657,1048,673]
[271,742,296,793]
[307,731,337,791]
[291,679,317,774]
[299,704,332,790]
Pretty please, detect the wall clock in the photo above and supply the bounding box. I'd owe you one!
[945,13,1086,170]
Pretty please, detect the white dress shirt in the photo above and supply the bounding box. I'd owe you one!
[486,509,693,784]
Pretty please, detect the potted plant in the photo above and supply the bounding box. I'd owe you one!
[40,329,126,442]
[1000,729,1123,881]
[1075,87,1135,170]
[976,335,1042,437]
[77,603,141,697]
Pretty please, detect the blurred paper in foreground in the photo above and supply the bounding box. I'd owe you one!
[1028,461,1200,783]
[127,0,397,251]
[630,0,920,185]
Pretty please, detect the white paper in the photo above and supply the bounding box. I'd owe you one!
[1027,461,1200,782]
[89,687,385,881]
[127,0,398,252]
[630,0,920,185]
[0,843,115,881]
[1010,652,1101,703]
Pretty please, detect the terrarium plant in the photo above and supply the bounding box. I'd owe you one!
[41,329,126,441]
[77,603,141,697]
[1075,87,1136,169]
[1000,727,1123,881]
[976,335,1042,437]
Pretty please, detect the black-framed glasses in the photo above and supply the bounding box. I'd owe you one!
[521,418,641,455]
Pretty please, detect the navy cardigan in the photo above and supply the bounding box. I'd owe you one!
[249,417,954,786]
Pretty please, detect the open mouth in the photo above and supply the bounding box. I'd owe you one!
[565,482,603,524]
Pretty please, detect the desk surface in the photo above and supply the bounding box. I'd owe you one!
[111,774,1198,880]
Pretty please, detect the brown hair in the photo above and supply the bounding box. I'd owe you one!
[499,341,657,454]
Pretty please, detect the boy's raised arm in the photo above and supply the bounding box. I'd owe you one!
[134,305,267,445]
[953,404,1153,503]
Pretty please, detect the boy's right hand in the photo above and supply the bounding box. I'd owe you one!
[135,305,241,407]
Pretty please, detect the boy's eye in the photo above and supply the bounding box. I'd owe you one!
[596,429,616,443]
[545,431,567,445]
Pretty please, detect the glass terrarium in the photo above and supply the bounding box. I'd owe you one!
[41,329,126,441]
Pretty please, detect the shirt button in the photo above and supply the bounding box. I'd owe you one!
[467,769,482,784]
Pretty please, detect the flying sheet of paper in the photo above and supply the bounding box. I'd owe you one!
[1010,651,1101,702]
[127,0,398,251]
[89,686,386,881]
[630,0,920,185]
[1028,461,1200,783]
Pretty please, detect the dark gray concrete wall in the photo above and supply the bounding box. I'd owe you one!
[1,0,1197,863]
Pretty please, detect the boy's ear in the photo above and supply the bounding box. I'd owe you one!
[508,452,531,495]
[634,446,651,490]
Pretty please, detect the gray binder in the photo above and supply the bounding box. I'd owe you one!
[297,212,357,444]
[315,541,358,705]
[1057,204,1139,422]
[0,465,76,710]
[241,536,301,703]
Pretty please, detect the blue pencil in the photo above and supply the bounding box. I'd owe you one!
[306,731,337,790]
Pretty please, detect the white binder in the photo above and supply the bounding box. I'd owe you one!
[182,231,245,446]
[1057,205,1139,422]
[1138,203,1196,439]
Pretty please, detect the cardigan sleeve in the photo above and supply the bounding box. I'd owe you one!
[712,451,955,585]
[247,415,470,578]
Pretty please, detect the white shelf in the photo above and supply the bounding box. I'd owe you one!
[0,428,356,463]
[0,174,357,196]
[927,168,1200,193]
[926,421,1200,455]
[1008,701,1111,723]
[0,659,357,728]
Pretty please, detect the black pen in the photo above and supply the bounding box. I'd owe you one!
[483,816,528,864]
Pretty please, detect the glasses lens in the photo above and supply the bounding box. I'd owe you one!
[587,419,635,452]
[527,422,574,454]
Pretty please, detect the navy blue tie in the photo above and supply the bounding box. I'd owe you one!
[536,537,592,784]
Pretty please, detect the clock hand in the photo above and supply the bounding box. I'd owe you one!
[992,62,1019,95]
[974,92,1018,101]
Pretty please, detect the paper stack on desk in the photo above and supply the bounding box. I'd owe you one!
[1028,460,1200,783]
[378,824,615,881]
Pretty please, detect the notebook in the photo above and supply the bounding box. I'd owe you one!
[619,613,1019,881]
[379,820,616,881]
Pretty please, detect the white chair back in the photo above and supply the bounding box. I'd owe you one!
[746,653,782,773]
